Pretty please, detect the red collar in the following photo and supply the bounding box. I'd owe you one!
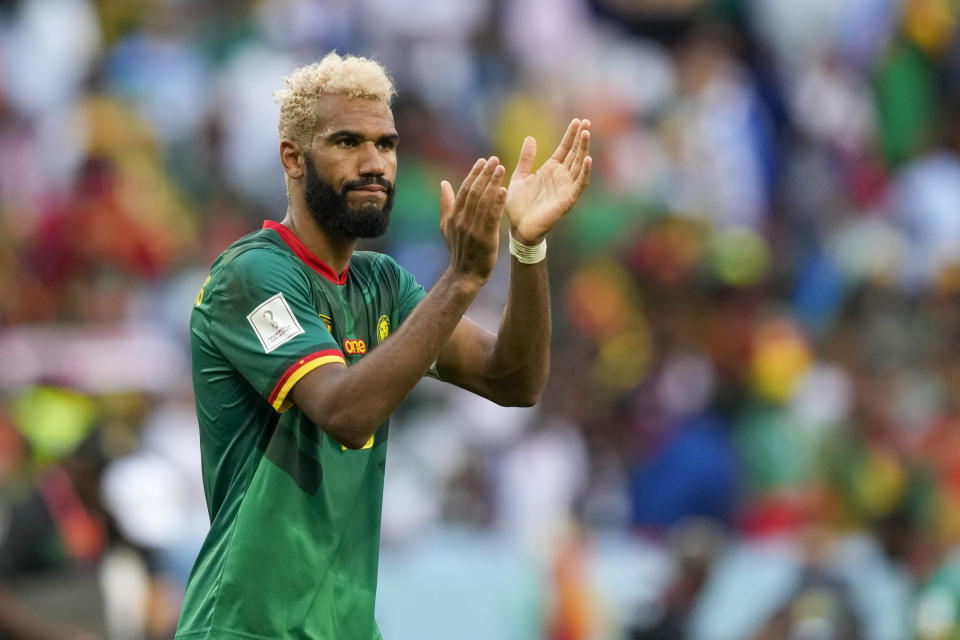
[262,220,349,285]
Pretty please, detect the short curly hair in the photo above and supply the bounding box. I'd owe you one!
[274,52,395,147]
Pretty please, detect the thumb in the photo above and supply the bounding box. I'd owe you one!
[439,180,455,227]
[513,136,537,177]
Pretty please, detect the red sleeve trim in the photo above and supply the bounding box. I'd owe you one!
[268,348,346,411]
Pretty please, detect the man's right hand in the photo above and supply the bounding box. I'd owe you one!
[439,157,507,289]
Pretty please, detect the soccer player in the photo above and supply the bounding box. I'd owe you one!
[176,52,591,639]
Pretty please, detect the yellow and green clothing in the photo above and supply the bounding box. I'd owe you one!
[177,220,425,639]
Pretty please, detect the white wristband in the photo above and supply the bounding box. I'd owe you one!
[509,232,547,264]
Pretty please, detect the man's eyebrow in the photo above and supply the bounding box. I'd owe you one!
[325,130,399,143]
[325,129,360,139]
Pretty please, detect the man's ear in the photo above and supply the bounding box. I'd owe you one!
[280,139,305,179]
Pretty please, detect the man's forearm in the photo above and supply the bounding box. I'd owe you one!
[486,256,551,405]
[293,269,480,448]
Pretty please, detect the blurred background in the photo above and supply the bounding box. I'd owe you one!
[3,0,960,638]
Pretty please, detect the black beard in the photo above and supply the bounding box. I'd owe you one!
[303,155,394,239]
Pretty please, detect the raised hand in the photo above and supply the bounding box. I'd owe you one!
[439,156,508,287]
[505,118,592,246]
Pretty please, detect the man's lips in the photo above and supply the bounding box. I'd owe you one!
[347,185,387,194]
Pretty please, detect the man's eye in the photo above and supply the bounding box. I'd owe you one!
[337,139,358,148]
[377,141,396,150]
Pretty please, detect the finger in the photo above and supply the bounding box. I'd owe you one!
[488,186,508,230]
[472,161,504,227]
[513,136,537,178]
[464,157,499,218]
[569,126,591,176]
[478,164,507,230]
[439,179,455,229]
[574,155,592,196]
[479,184,508,236]
[563,120,589,170]
[455,158,486,213]
[462,157,496,214]
[550,118,581,164]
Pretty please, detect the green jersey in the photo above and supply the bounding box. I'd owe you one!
[177,220,425,640]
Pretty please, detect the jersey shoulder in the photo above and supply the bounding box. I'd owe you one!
[215,228,305,279]
[193,228,312,323]
[203,229,317,304]
[350,250,392,275]
[349,250,412,285]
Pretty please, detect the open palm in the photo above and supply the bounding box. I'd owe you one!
[505,118,592,245]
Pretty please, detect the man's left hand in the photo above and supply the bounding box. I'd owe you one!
[505,118,592,246]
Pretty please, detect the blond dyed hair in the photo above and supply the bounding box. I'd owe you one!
[274,52,395,147]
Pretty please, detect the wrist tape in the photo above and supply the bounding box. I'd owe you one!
[509,232,547,264]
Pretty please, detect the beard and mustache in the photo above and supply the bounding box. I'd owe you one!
[303,154,394,239]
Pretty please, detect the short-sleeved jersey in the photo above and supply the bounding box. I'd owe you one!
[176,220,425,640]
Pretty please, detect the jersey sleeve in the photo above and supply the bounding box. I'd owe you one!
[207,248,345,413]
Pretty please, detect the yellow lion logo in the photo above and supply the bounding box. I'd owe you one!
[377,315,390,344]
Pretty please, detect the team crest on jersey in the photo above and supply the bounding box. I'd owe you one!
[377,315,390,344]
[319,313,333,333]
[247,292,305,353]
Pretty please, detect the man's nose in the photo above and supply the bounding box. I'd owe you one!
[358,141,385,176]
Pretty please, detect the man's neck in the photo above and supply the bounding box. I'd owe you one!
[281,207,357,277]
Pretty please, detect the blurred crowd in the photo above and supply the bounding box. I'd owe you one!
[3,0,960,638]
